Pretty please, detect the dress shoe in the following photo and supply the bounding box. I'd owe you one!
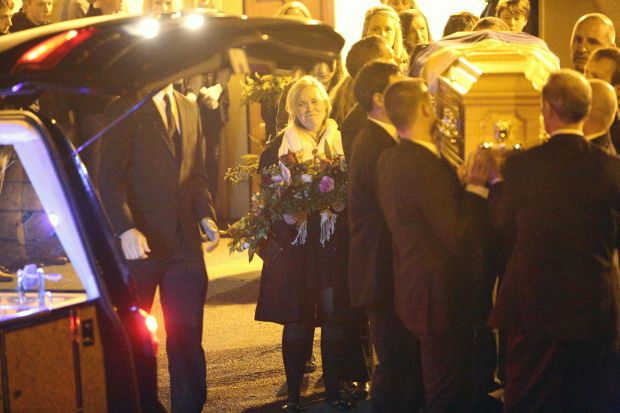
[325,399,355,411]
[346,381,369,402]
[281,402,306,412]
[304,359,317,374]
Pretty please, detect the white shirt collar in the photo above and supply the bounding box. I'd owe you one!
[152,84,179,131]
[411,139,440,157]
[368,116,399,142]
[549,128,583,138]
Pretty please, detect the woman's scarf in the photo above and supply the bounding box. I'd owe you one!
[278,118,343,161]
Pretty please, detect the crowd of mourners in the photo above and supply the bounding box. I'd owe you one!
[257,1,620,413]
[2,0,620,412]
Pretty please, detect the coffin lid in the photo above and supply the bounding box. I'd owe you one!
[416,30,560,95]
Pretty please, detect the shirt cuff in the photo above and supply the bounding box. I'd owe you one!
[466,184,490,199]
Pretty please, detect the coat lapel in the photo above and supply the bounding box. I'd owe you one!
[145,98,177,159]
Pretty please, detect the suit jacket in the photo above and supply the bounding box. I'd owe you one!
[340,104,366,160]
[490,134,620,341]
[591,131,616,155]
[376,140,489,334]
[348,119,397,309]
[98,90,215,261]
[610,117,620,154]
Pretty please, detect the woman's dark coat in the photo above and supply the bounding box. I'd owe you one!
[254,133,355,325]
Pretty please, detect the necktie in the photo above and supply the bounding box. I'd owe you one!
[163,94,176,138]
[163,94,181,158]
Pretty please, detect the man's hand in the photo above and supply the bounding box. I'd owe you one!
[463,149,493,186]
[120,228,151,260]
[200,218,220,253]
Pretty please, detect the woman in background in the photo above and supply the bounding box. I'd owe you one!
[331,6,405,124]
[362,5,408,67]
[380,0,417,14]
[399,8,432,57]
[275,1,311,18]
[495,0,529,33]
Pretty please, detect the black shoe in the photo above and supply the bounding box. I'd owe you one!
[281,402,306,412]
[325,399,355,411]
[304,359,317,374]
[346,381,369,402]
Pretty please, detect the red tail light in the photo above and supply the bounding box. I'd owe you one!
[138,308,159,351]
[13,27,95,72]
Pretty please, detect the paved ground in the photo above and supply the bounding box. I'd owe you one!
[151,241,371,413]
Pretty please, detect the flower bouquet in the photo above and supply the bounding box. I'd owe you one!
[225,150,347,261]
[240,73,291,107]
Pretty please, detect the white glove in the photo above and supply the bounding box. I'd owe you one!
[200,218,220,253]
[120,228,151,260]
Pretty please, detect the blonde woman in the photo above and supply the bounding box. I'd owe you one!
[256,76,355,412]
[380,0,418,14]
[275,1,311,18]
[362,5,408,67]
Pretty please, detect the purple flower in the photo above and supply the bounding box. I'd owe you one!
[319,176,335,193]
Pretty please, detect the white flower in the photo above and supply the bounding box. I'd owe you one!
[240,242,250,251]
[301,174,313,183]
[283,214,296,225]
[279,161,292,185]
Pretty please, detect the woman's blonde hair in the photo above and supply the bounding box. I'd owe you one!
[285,75,331,130]
[275,1,311,18]
[362,5,408,66]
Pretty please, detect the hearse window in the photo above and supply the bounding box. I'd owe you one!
[0,146,78,287]
[0,132,97,317]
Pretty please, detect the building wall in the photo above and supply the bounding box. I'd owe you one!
[540,0,619,69]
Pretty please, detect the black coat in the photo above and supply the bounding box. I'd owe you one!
[98,91,215,261]
[347,119,397,309]
[490,134,620,341]
[340,104,366,160]
[254,133,354,325]
[376,140,491,334]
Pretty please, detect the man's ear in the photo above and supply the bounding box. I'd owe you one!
[542,100,552,119]
[371,92,384,109]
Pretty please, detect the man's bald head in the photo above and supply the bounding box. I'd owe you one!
[571,13,616,73]
[584,79,618,136]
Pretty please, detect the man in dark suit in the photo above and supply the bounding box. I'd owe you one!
[348,61,423,413]
[584,79,617,154]
[490,69,620,412]
[376,79,497,412]
[98,84,219,413]
[339,35,394,159]
[585,47,620,152]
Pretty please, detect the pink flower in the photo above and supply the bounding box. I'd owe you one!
[319,176,335,193]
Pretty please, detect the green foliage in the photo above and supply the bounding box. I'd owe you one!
[224,151,348,261]
[240,73,291,107]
